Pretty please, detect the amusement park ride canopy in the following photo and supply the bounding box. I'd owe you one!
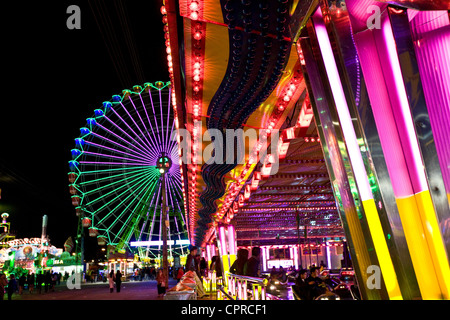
[162,0,345,247]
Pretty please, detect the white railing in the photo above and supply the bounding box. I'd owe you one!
[226,273,270,300]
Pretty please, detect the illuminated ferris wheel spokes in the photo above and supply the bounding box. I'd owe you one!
[68,82,187,258]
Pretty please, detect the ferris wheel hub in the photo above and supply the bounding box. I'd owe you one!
[157,153,172,173]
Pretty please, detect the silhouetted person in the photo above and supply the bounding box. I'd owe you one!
[294,269,311,300]
[230,248,248,276]
[244,247,261,277]
[7,274,18,300]
[44,271,51,293]
[115,270,122,292]
[36,272,43,294]
[306,267,325,299]
[108,270,115,293]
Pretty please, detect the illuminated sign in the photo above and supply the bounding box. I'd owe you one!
[267,259,294,269]
[0,238,43,247]
[129,240,190,247]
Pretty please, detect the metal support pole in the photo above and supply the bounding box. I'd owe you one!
[296,209,302,270]
[161,172,169,283]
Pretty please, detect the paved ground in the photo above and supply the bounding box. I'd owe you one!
[6,278,200,300]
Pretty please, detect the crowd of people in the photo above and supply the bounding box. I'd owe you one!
[225,246,336,300]
[1,245,335,300]
[229,247,262,277]
[293,266,330,300]
[0,270,74,300]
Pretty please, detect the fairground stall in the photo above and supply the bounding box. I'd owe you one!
[0,214,81,277]
[0,237,63,274]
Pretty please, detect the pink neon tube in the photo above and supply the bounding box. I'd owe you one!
[227,225,237,256]
[219,226,227,256]
[206,244,212,262]
[262,246,267,272]
[408,10,450,195]
[352,24,413,198]
[313,8,373,202]
[378,15,428,194]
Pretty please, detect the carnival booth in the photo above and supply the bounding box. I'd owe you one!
[107,247,135,281]
[0,238,62,274]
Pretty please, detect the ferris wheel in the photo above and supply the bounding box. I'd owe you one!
[68,81,188,259]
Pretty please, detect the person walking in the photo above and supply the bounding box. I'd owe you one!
[7,274,18,300]
[200,257,207,277]
[0,273,8,300]
[51,272,57,292]
[108,270,115,293]
[185,246,207,298]
[156,268,167,297]
[176,267,184,282]
[36,271,43,294]
[210,256,223,279]
[44,271,51,293]
[244,247,261,277]
[115,270,122,293]
[18,273,26,295]
[28,273,35,294]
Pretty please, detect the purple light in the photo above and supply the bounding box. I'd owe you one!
[90,131,151,160]
[85,140,153,163]
[96,122,154,159]
[143,93,163,150]
[105,110,155,158]
[164,88,172,153]
[219,225,227,256]
[408,10,450,196]
[80,161,155,166]
[227,225,236,256]
[262,246,267,272]
[380,15,428,194]
[352,25,414,198]
[294,246,299,270]
[313,8,373,202]
[124,97,157,152]
[82,151,152,164]
[206,244,212,262]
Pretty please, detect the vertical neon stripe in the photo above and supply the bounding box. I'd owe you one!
[362,200,402,299]
[227,225,237,267]
[313,8,402,299]
[380,16,450,299]
[381,17,428,193]
[395,195,443,299]
[326,242,331,270]
[373,13,449,299]
[262,246,267,272]
[219,226,229,287]
[415,191,450,299]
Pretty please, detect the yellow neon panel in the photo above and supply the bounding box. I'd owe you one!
[222,255,230,287]
[290,0,300,15]
[229,253,237,269]
[362,199,402,300]
[203,22,229,109]
[396,195,443,299]
[342,205,376,299]
[415,190,450,299]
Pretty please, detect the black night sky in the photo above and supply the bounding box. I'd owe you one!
[0,0,168,248]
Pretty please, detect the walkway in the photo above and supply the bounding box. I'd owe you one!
[7,278,181,300]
